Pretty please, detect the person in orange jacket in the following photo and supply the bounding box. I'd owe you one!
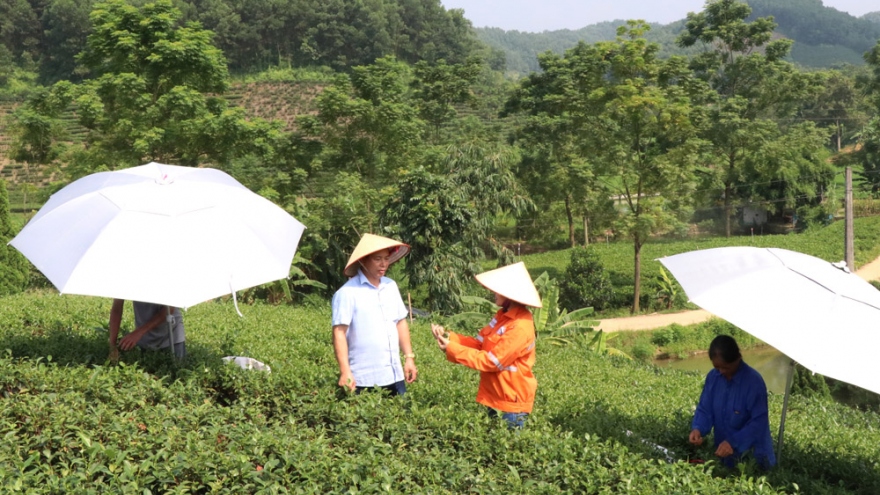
[432,262,541,428]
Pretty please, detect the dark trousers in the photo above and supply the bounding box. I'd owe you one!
[355,380,406,396]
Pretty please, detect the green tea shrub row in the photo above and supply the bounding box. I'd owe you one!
[0,292,878,493]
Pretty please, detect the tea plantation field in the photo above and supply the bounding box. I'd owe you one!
[520,216,880,315]
[0,292,878,493]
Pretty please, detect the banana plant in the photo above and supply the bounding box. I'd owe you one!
[532,272,596,344]
[264,255,327,304]
[443,294,498,332]
[532,271,630,358]
[654,266,681,310]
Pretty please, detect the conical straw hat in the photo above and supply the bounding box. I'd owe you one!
[475,262,542,308]
[344,233,410,277]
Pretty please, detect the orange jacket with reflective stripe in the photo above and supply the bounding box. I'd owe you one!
[445,304,537,413]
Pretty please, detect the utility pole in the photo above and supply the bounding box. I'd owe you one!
[845,167,854,271]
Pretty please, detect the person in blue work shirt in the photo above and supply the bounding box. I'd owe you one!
[689,335,776,468]
[332,233,417,396]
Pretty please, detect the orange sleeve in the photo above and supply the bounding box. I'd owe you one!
[448,332,482,350]
[446,322,532,372]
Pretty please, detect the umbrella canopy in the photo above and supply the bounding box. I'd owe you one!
[10,162,305,309]
[658,246,880,396]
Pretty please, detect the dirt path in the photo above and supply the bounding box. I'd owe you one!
[597,255,880,332]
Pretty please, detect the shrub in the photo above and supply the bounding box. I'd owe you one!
[559,246,614,312]
[630,336,657,363]
[0,180,28,295]
[791,363,831,399]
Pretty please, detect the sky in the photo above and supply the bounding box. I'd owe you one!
[439,0,877,32]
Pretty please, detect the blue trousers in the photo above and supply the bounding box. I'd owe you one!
[487,408,529,428]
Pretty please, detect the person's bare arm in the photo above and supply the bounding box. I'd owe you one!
[108,299,125,361]
[333,324,355,391]
[397,319,418,383]
[118,305,174,351]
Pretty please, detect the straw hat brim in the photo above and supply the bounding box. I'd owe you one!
[344,233,410,277]
[475,262,542,308]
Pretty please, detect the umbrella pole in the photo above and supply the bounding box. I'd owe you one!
[776,359,795,465]
[167,306,176,359]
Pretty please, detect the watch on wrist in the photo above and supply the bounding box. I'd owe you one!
[403,353,416,359]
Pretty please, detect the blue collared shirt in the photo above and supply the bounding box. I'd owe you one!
[331,270,408,387]
[692,360,777,468]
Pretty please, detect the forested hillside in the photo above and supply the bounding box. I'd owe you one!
[477,21,694,75]
[0,0,491,84]
[477,0,880,74]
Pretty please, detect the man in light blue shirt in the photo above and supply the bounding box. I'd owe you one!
[332,234,417,395]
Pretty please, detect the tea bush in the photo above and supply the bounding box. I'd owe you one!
[558,247,614,312]
[0,291,878,493]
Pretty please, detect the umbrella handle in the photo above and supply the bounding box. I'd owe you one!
[776,359,795,465]
[230,280,243,317]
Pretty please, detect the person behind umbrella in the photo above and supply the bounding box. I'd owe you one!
[109,300,186,361]
[689,335,776,468]
[431,262,541,428]
[332,234,417,395]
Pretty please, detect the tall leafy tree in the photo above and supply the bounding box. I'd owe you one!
[380,142,532,313]
[39,0,94,83]
[412,56,482,141]
[13,0,288,179]
[852,41,880,194]
[799,69,871,151]
[586,23,702,312]
[295,56,425,291]
[304,55,424,184]
[678,0,828,236]
[504,50,612,247]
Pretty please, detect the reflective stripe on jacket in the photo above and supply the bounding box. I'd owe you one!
[445,305,537,413]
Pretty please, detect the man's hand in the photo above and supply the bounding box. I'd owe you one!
[109,345,119,363]
[404,358,418,383]
[118,330,144,351]
[338,371,356,392]
[688,429,703,446]
[715,440,733,458]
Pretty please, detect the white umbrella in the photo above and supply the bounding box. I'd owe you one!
[10,162,305,310]
[658,246,880,463]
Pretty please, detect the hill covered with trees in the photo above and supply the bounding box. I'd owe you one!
[0,0,494,84]
[477,0,880,75]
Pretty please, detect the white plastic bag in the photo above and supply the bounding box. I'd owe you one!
[222,356,271,372]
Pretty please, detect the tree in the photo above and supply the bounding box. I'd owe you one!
[380,142,532,313]
[678,0,828,236]
[303,55,424,184]
[504,50,612,247]
[581,23,702,313]
[412,56,482,141]
[14,0,288,179]
[39,0,94,83]
[852,41,880,194]
[799,69,871,151]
